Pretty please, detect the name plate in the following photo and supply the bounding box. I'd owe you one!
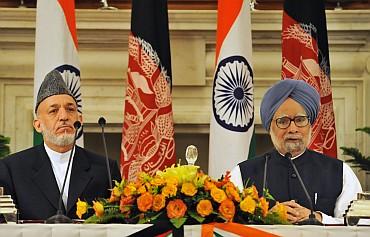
[0,187,18,223]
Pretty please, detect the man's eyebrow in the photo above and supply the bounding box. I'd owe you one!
[48,104,60,108]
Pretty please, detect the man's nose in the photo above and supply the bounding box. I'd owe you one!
[58,108,68,120]
[287,120,299,132]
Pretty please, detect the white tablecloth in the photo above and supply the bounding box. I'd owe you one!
[0,224,369,237]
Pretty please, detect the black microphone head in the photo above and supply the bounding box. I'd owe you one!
[98,117,106,127]
[74,121,81,129]
[284,152,292,159]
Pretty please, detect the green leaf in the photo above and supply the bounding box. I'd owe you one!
[355,127,370,135]
[170,217,187,229]
[188,210,205,223]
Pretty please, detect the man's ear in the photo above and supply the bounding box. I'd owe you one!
[78,113,83,124]
[33,119,42,133]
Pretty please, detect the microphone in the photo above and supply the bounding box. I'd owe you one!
[45,121,81,224]
[98,117,112,190]
[285,152,322,225]
[262,153,270,195]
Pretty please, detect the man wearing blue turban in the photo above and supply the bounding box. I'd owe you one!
[231,79,363,225]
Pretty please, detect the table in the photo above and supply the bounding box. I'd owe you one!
[0,224,369,237]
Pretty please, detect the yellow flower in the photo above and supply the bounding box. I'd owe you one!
[151,175,165,186]
[152,194,166,211]
[240,196,256,214]
[162,185,177,198]
[210,187,227,203]
[181,182,197,196]
[271,202,288,221]
[156,164,199,186]
[123,184,136,197]
[137,185,147,194]
[165,176,179,187]
[137,192,153,212]
[108,186,121,203]
[196,200,213,217]
[243,185,259,200]
[219,199,235,222]
[259,197,269,217]
[92,201,104,217]
[76,198,88,219]
[112,186,122,197]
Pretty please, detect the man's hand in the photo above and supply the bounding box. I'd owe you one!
[280,200,322,223]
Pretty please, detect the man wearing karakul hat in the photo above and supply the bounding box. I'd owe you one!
[230,79,363,225]
[0,70,121,220]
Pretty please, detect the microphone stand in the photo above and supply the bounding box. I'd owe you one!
[98,117,112,190]
[262,153,270,195]
[45,121,81,224]
[285,152,323,225]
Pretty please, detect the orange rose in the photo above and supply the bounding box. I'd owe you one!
[137,192,153,212]
[120,196,135,214]
[152,194,166,211]
[204,178,216,191]
[243,185,258,200]
[166,199,187,219]
[240,195,256,214]
[92,201,104,217]
[162,185,177,198]
[76,198,88,219]
[224,182,241,202]
[210,187,227,203]
[218,199,235,222]
[259,197,269,217]
[181,182,197,197]
[196,200,213,217]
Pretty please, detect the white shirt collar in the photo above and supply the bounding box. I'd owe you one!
[277,149,306,160]
[44,143,75,209]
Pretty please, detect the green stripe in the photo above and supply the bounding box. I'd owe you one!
[33,129,43,146]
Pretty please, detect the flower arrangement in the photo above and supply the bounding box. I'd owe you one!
[76,165,288,228]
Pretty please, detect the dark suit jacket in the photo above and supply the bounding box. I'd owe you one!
[0,144,121,220]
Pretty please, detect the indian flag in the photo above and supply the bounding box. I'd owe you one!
[34,0,83,145]
[209,0,255,178]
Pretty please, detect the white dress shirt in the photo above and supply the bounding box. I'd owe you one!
[230,160,364,225]
[44,143,75,209]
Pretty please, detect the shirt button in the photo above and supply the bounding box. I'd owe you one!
[291,173,297,178]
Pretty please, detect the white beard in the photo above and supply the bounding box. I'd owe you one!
[41,124,75,147]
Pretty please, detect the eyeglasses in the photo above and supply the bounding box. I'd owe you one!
[275,115,310,129]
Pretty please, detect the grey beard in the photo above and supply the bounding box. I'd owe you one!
[284,141,304,154]
[41,125,75,147]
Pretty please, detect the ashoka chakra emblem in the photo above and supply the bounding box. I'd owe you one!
[212,56,254,132]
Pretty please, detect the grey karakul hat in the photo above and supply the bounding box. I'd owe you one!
[35,70,75,112]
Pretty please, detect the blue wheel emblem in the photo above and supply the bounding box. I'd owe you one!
[212,56,254,132]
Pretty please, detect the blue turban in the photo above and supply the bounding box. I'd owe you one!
[260,79,320,130]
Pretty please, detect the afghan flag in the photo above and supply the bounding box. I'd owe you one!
[209,0,255,178]
[34,0,83,146]
[282,0,337,158]
[121,0,176,181]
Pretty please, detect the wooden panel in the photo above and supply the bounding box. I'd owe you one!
[1,0,369,10]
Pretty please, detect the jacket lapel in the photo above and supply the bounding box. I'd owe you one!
[31,145,61,211]
[66,147,92,213]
